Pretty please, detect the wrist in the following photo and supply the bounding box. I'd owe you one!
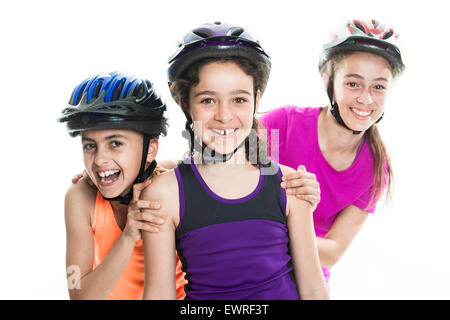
[120,231,139,246]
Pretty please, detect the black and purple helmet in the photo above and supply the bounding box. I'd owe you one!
[167,21,271,93]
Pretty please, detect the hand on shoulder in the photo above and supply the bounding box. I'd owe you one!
[279,164,312,217]
[140,169,180,229]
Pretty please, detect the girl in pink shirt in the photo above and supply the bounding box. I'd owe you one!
[260,19,404,287]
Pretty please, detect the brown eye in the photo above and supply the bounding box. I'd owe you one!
[111,141,122,148]
[83,143,96,151]
[200,98,214,104]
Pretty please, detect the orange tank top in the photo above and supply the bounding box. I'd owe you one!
[92,191,187,299]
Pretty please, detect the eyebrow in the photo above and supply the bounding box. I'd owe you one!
[193,90,217,98]
[193,89,252,98]
[81,134,128,143]
[230,89,252,96]
[345,74,389,82]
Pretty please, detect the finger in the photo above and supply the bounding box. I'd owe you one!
[285,186,318,196]
[282,170,312,182]
[282,178,320,189]
[296,194,319,209]
[71,173,83,184]
[135,200,161,210]
[128,200,157,213]
[281,179,305,189]
[132,179,153,203]
[137,211,165,225]
[80,170,95,186]
[138,222,160,233]
[129,209,164,225]
[297,165,306,172]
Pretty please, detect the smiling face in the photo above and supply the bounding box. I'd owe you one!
[329,51,393,132]
[81,129,155,198]
[188,60,259,156]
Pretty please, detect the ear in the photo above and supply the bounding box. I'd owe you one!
[254,89,261,114]
[146,139,159,163]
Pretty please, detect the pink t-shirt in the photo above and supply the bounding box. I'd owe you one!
[259,106,379,284]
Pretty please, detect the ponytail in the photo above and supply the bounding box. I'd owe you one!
[365,124,393,209]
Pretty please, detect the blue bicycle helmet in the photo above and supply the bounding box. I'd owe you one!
[58,71,168,204]
[59,71,167,137]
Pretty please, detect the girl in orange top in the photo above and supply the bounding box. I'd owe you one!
[59,71,186,299]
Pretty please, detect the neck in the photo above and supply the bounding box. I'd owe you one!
[319,107,364,153]
[192,147,256,175]
[109,199,128,215]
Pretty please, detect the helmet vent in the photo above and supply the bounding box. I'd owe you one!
[71,83,87,105]
[192,28,213,38]
[112,80,125,101]
[354,23,367,33]
[93,82,102,100]
[383,30,393,39]
[228,27,244,37]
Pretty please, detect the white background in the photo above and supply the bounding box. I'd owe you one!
[1,0,449,299]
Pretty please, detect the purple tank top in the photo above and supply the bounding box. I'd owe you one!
[174,159,299,300]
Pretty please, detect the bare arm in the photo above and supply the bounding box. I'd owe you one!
[141,172,178,300]
[65,179,156,299]
[317,205,369,268]
[65,180,135,299]
[287,195,329,299]
[282,166,328,300]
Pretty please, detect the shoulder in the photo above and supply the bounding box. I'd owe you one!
[64,177,97,226]
[141,169,180,227]
[65,177,97,207]
[277,164,312,217]
[142,169,178,201]
[278,163,296,177]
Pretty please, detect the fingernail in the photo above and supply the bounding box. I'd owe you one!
[281,182,286,188]
[157,219,164,224]
[282,176,286,181]
[154,203,161,209]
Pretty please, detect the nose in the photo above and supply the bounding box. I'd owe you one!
[357,89,373,105]
[214,101,233,123]
[93,147,110,167]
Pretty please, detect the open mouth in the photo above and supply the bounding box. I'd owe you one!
[210,128,237,137]
[350,107,373,119]
[97,169,121,186]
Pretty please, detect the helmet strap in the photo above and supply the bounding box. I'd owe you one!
[101,134,156,205]
[327,78,362,135]
[181,110,248,164]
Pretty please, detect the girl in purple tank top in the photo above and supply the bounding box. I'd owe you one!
[141,22,328,300]
[259,19,405,288]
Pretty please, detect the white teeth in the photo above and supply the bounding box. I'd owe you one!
[98,170,119,178]
[351,108,371,117]
[212,129,236,135]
